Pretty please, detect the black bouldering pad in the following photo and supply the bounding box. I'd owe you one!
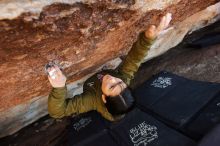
[68,111,113,146]
[198,124,220,146]
[67,109,196,146]
[133,71,220,127]
[134,71,187,108]
[109,108,196,146]
[71,130,117,146]
[185,92,220,139]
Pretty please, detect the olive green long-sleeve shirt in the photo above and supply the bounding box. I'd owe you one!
[48,33,154,121]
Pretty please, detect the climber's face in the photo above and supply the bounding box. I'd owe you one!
[101,74,127,103]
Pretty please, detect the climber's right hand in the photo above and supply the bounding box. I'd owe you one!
[145,13,172,40]
[47,65,67,88]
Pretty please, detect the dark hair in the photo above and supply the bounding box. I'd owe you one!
[105,88,135,115]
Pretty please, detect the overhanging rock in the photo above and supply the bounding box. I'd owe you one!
[0,0,220,138]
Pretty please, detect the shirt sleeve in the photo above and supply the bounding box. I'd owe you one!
[118,32,155,85]
[48,86,96,119]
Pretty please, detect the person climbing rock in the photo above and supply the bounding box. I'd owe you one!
[47,13,172,121]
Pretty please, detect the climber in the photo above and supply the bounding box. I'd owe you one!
[47,13,172,121]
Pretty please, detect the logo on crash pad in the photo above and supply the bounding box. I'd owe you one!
[73,117,92,131]
[129,121,158,146]
[151,77,172,88]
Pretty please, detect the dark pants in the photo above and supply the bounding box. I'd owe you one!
[199,124,220,146]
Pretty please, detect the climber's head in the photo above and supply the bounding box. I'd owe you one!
[101,74,134,115]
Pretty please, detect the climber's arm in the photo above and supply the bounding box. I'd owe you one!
[118,13,172,85]
[118,32,155,85]
[47,65,96,118]
[48,86,96,118]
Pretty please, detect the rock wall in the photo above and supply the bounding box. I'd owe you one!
[0,0,220,138]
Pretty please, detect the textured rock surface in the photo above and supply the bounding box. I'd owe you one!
[0,0,220,137]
